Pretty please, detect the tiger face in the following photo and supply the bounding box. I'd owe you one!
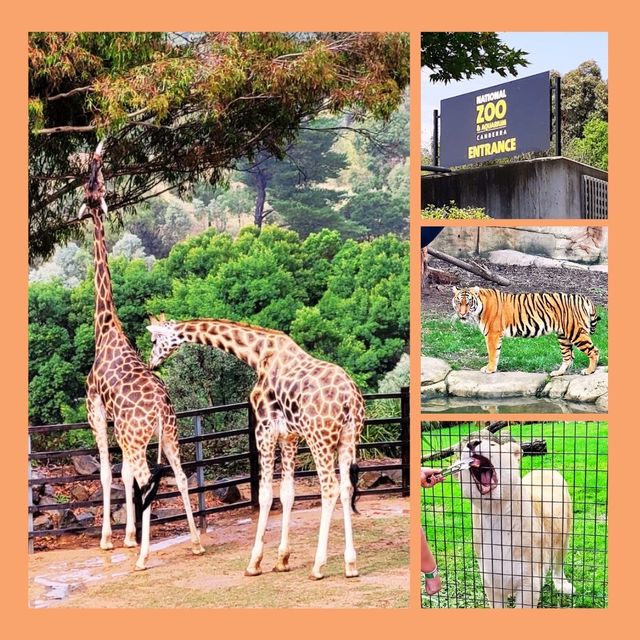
[452,287,482,323]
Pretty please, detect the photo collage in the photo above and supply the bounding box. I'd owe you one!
[25,31,608,611]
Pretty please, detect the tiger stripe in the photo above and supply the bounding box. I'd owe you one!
[451,287,600,375]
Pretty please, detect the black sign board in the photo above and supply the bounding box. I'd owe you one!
[440,71,551,168]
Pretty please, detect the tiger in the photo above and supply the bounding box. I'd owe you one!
[452,286,600,376]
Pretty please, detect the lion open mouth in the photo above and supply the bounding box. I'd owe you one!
[469,454,498,495]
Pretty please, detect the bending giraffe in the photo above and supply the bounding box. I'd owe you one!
[147,317,364,579]
[82,143,204,570]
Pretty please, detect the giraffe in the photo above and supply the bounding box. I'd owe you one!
[146,317,365,579]
[81,143,204,570]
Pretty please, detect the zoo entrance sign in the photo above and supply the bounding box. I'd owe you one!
[440,71,551,168]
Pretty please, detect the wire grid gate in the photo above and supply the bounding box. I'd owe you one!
[28,389,409,544]
[421,421,608,608]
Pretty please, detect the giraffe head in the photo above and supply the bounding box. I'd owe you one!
[146,316,184,369]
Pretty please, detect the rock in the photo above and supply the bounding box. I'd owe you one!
[90,484,126,503]
[421,357,451,386]
[214,483,242,504]
[34,496,58,514]
[564,368,608,403]
[358,471,381,489]
[542,376,572,399]
[487,250,596,271]
[60,509,79,529]
[164,473,198,488]
[446,370,548,398]
[71,484,90,502]
[111,506,127,525]
[72,455,100,476]
[596,393,608,412]
[43,484,56,497]
[75,512,95,528]
[153,507,182,520]
[368,470,403,488]
[33,514,53,531]
[421,380,447,399]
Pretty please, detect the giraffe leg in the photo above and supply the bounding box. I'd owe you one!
[273,436,298,572]
[310,444,340,580]
[87,395,113,551]
[125,449,152,571]
[121,458,137,548]
[245,419,277,577]
[162,439,205,556]
[338,440,358,578]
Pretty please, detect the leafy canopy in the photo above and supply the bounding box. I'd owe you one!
[421,32,528,83]
[29,32,409,261]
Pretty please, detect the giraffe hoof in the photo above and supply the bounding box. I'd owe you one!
[192,545,206,556]
[123,537,137,548]
[100,541,114,551]
[134,563,147,572]
[273,563,291,573]
[244,567,262,577]
[345,562,359,578]
[309,571,325,581]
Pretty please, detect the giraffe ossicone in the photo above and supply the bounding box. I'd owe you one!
[148,317,364,579]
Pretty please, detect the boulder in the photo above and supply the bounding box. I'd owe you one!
[75,512,95,528]
[33,514,53,531]
[563,368,608,403]
[421,380,447,399]
[421,357,451,386]
[90,484,126,503]
[70,484,90,502]
[542,376,572,399]
[214,483,242,505]
[60,509,79,529]
[164,473,198,488]
[111,506,127,525]
[596,393,608,412]
[72,455,100,476]
[446,370,548,398]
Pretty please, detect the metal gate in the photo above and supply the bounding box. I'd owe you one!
[583,175,608,219]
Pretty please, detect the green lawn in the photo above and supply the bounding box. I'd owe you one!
[422,308,608,374]
[421,421,608,608]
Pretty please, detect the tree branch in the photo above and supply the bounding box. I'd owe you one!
[46,86,93,102]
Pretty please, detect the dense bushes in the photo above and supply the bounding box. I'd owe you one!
[28,225,408,425]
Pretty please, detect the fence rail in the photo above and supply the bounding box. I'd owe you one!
[28,389,409,543]
[582,175,608,219]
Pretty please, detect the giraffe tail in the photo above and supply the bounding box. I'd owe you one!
[349,462,360,514]
[133,465,166,544]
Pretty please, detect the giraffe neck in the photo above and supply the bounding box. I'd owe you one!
[91,207,123,345]
[175,320,283,369]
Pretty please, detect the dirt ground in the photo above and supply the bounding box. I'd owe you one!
[29,495,409,609]
[422,257,609,318]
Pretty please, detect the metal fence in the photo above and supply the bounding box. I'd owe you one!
[421,420,608,608]
[582,175,608,219]
[28,389,409,544]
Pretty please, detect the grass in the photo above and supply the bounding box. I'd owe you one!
[422,308,608,374]
[421,421,608,608]
[421,203,489,220]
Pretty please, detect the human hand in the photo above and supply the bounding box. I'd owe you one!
[421,467,444,489]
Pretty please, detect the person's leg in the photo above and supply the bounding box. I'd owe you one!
[421,527,442,596]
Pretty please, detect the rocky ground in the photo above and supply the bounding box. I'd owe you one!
[423,256,609,318]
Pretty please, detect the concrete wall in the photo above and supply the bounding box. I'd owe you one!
[421,157,608,219]
[432,226,608,264]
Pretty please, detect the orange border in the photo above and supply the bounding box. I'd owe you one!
[5,5,638,638]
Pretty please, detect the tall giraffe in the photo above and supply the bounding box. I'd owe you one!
[147,318,365,579]
[82,143,204,570]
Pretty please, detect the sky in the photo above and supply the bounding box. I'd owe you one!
[421,32,608,149]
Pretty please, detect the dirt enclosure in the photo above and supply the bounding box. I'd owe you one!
[29,495,409,609]
[423,256,609,319]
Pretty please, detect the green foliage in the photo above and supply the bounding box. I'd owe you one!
[559,60,608,143]
[421,203,488,220]
[422,308,608,374]
[566,117,608,171]
[29,225,408,425]
[421,33,528,83]
[29,32,409,261]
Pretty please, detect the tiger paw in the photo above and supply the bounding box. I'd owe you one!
[480,366,496,374]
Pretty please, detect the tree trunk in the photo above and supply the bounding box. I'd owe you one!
[253,169,268,229]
